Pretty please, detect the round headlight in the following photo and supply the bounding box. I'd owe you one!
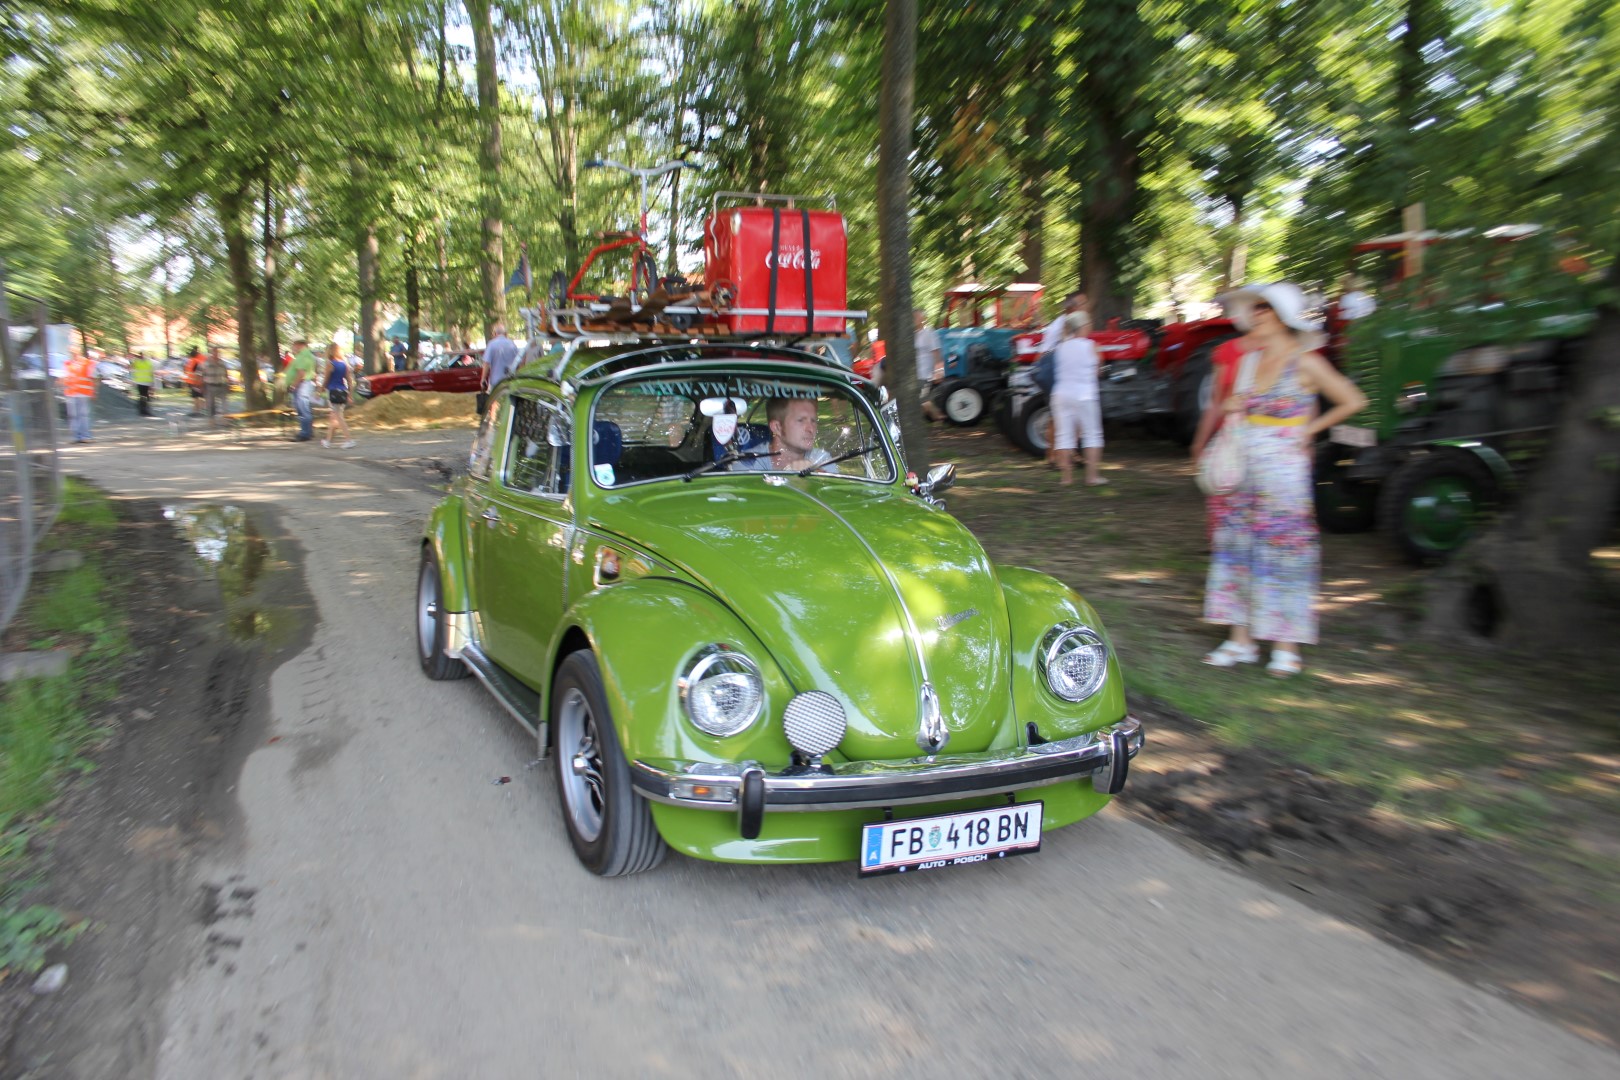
[679,646,765,737]
[1039,624,1109,702]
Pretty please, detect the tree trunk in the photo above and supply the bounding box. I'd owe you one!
[1077,137,1141,324]
[261,164,282,392]
[357,225,379,375]
[406,259,422,368]
[468,0,505,338]
[877,0,927,476]
[1423,280,1620,646]
[218,185,265,409]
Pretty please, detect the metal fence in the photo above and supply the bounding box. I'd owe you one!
[0,267,63,634]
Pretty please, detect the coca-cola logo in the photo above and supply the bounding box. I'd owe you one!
[764,247,822,270]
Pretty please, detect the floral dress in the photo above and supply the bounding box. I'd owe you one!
[1204,355,1319,644]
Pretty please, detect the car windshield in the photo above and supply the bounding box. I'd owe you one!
[590,371,895,488]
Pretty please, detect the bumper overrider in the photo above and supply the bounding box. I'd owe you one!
[631,716,1144,840]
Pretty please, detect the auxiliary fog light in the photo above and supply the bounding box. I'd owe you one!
[1039,624,1109,702]
[783,691,847,764]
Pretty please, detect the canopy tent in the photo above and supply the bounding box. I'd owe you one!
[382,317,447,343]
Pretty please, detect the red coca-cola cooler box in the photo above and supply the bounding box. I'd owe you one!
[704,203,848,334]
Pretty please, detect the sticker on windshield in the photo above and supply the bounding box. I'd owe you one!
[593,463,616,486]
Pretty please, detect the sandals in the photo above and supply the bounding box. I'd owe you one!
[1202,641,1259,667]
[1266,650,1304,678]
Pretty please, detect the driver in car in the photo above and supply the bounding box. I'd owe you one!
[738,397,834,473]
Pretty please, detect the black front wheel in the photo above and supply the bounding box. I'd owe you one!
[1314,443,1378,533]
[551,652,667,877]
[1379,450,1500,565]
[1009,394,1052,458]
[416,547,470,681]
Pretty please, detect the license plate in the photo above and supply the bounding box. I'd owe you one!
[859,802,1043,876]
[1330,424,1377,448]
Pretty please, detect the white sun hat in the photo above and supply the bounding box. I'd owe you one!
[1226,281,1323,334]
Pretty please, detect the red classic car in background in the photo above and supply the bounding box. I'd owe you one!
[355,353,484,400]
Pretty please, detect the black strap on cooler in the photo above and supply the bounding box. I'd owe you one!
[766,208,782,336]
[801,209,814,333]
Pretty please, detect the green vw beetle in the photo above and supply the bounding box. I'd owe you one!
[417,337,1143,876]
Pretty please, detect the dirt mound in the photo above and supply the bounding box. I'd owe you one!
[348,391,479,430]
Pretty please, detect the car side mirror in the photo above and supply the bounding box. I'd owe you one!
[547,416,568,447]
[921,462,955,496]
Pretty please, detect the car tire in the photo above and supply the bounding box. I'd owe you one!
[1378,449,1500,565]
[1313,443,1377,533]
[551,651,667,877]
[416,547,470,681]
[940,379,986,426]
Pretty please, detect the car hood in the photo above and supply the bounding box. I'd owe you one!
[587,479,1015,760]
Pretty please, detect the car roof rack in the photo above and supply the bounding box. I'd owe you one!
[560,340,856,386]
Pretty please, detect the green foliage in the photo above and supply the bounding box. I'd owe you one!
[0,818,84,978]
[4,0,1615,347]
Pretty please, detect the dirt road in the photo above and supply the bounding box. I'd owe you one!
[34,419,1619,1079]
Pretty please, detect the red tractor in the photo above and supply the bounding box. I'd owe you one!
[996,312,1243,457]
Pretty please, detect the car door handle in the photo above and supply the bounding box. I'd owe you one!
[482,507,500,523]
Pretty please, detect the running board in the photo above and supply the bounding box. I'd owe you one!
[461,642,546,746]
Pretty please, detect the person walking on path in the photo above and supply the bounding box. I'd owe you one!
[200,347,230,427]
[1050,312,1107,486]
[914,309,945,422]
[285,338,318,442]
[479,323,519,415]
[130,351,155,417]
[184,346,206,416]
[321,343,356,449]
[1200,282,1366,678]
[63,346,97,443]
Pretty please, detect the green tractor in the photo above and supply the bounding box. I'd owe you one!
[1315,227,1600,564]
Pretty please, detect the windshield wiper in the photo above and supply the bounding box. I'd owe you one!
[683,449,772,481]
[799,443,879,476]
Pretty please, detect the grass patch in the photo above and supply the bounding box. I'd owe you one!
[938,426,1620,873]
[0,478,127,978]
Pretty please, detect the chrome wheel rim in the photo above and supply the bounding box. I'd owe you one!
[416,558,438,660]
[557,687,606,842]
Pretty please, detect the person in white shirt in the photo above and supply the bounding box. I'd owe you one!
[1039,292,1089,462]
[1041,291,1090,354]
[1336,275,1376,320]
[1051,312,1106,486]
[914,309,945,421]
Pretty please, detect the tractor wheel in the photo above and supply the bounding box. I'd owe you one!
[939,379,987,426]
[1009,394,1052,458]
[1313,443,1377,534]
[1171,336,1238,445]
[1378,449,1500,565]
[992,390,1016,443]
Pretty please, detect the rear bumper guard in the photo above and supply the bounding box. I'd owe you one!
[630,716,1144,822]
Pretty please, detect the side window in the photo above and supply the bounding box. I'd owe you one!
[502,395,569,497]
[468,395,505,482]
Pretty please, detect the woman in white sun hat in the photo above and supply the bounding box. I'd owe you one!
[1201,282,1366,677]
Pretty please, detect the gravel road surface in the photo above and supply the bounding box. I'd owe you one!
[53,416,1618,1079]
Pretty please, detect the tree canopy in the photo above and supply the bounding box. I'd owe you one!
[3,0,1614,375]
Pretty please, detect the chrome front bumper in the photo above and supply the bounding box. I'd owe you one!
[630,716,1144,816]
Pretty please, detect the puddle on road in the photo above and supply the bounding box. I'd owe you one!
[162,504,290,643]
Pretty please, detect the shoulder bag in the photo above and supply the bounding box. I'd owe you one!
[1196,351,1258,497]
[1032,350,1056,394]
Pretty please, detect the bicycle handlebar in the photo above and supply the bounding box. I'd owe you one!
[584,159,692,179]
